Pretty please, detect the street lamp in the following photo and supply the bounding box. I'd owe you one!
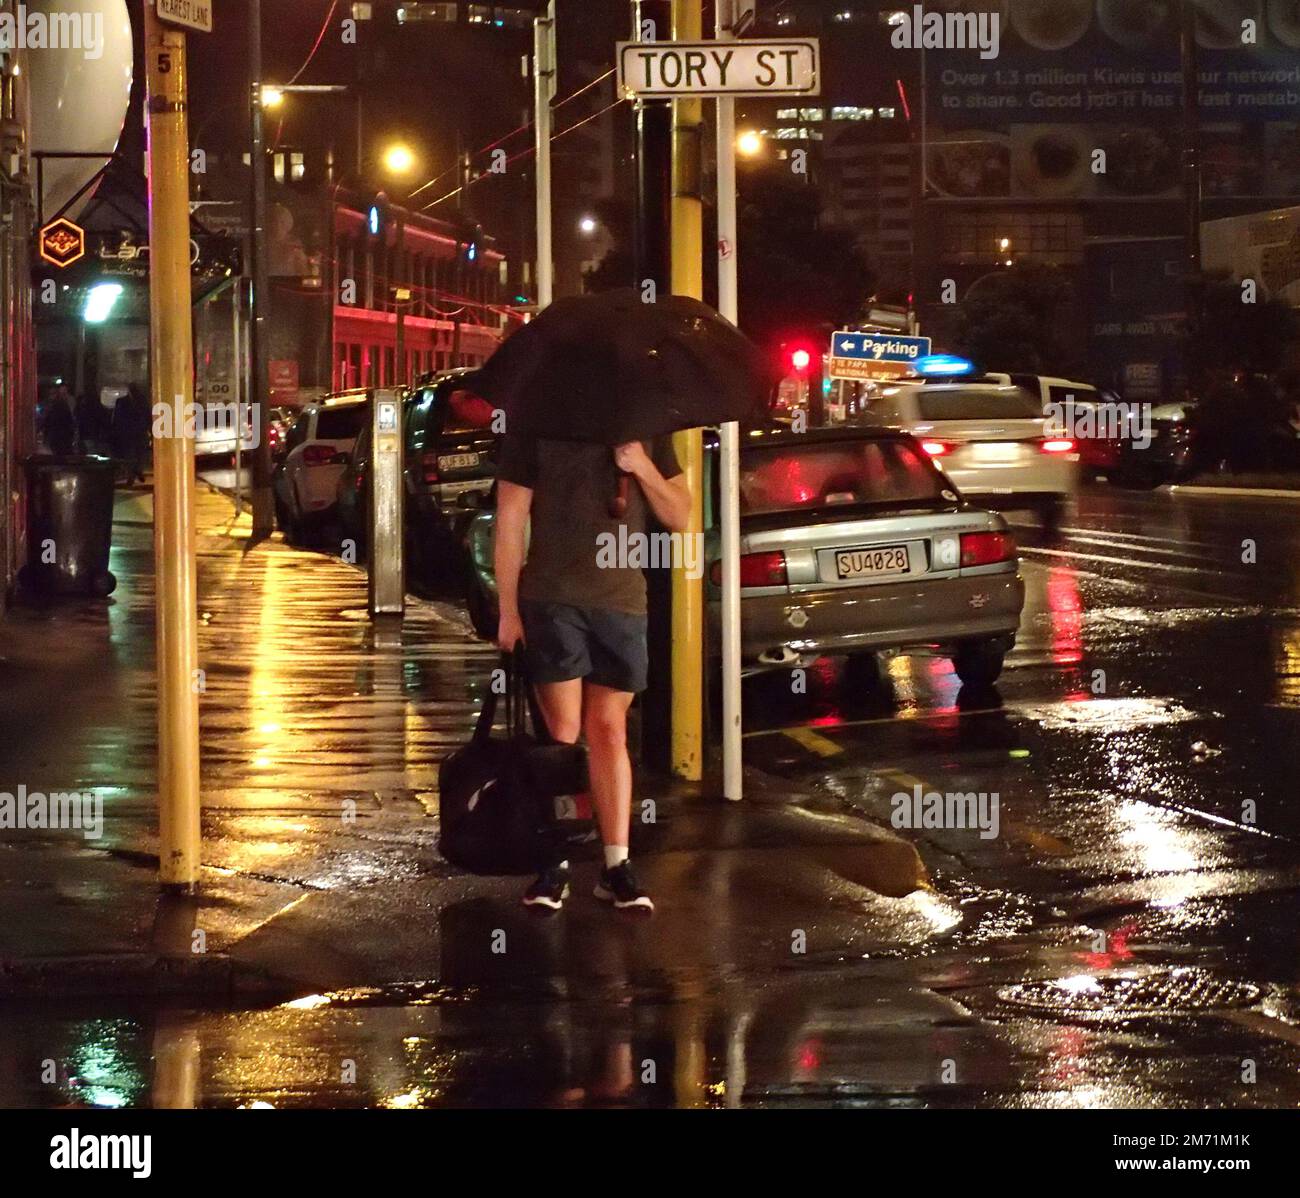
[578,214,597,235]
[261,85,284,109]
[737,129,764,157]
[383,142,417,177]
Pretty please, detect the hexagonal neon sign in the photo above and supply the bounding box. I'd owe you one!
[39,218,86,269]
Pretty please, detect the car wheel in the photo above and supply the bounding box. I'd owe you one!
[952,640,1005,690]
[843,651,884,692]
[1040,498,1065,537]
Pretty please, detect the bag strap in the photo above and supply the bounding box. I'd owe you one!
[472,682,500,742]
[507,646,553,743]
[473,649,554,743]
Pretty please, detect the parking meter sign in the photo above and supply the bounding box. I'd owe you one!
[157,0,213,32]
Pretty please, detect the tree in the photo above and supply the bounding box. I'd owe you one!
[1198,276,1299,376]
[736,166,872,348]
[582,166,873,351]
[952,262,1073,373]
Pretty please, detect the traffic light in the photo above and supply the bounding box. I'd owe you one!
[782,341,815,375]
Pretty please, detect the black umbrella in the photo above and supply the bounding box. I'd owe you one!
[474,289,771,445]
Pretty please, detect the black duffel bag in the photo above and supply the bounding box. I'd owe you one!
[438,651,589,876]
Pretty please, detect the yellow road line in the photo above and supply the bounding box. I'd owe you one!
[781,726,844,757]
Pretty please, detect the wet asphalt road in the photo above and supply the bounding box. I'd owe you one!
[3,482,1300,1108]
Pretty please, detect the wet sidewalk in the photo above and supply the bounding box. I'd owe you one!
[0,482,928,1000]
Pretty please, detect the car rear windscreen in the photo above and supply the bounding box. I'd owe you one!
[315,406,367,440]
[739,438,947,514]
[918,389,1041,421]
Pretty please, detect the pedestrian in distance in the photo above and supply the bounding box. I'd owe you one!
[113,382,151,485]
[494,435,691,913]
[41,384,76,457]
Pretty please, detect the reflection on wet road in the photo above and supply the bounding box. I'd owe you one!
[3,485,1300,1108]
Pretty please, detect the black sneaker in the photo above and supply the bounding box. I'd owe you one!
[594,862,654,913]
[521,865,570,911]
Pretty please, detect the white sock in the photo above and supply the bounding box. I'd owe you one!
[603,845,629,870]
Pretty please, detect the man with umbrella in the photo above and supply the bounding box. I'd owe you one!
[495,435,689,912]
[477,290,767,912]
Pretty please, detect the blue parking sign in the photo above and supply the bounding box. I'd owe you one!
[829,331,932,380]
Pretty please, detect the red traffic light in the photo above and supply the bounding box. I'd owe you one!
[789,348,811,373]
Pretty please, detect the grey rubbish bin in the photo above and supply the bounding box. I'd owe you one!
[18,454,118,598]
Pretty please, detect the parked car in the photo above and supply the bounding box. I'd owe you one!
[336,370,497,585]
[272,392,370,543]
[193,399,254,461]
[984,373,1125,475]
[461,426,1026,690]
[867,382,1078,532]
[1115,397,1197,485]
[267,404,300,461]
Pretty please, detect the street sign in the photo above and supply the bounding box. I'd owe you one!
[617,39,819,98]
[828,330,932,381]
[38,218,85,269]
[156,0,213,33]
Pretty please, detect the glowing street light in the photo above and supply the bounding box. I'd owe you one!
[578,215,597,235]
[261,85,284,109]
[736,129,764,157]
[382,143,416,176]
[83,282,123,325]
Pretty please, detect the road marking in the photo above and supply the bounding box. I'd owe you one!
[1001,818,1072,856]
[1020,543,1252,580]
[781,726,844,757]
[1054,532,1229,565]
[1058,525,1224,551]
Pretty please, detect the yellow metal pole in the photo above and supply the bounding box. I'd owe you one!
[670,0,704,781]
[144,4,201,889]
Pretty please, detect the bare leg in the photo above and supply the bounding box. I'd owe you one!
[534,679,582,744]
[581,683,634,851]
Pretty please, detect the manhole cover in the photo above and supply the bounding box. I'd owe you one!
[998,968,1259,1019]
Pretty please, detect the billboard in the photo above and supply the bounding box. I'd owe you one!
[923,1,1300,201]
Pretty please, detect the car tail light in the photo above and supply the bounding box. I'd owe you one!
[1040,437,1075,454]
[421,451,440,484]
[303,443,340,466]
[709,551,788,588]
[920,439,955,457]
[960,531,1016,567]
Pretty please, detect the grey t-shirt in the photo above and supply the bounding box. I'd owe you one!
[497,436,682,616]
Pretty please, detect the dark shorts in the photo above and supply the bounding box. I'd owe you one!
[520,599,649,694]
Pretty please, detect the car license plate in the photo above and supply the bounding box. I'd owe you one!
[835,544,910,580]
[970,441,1021,463]
[437,451,480,471]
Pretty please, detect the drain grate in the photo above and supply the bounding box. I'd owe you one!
[998,968,1260,1019]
